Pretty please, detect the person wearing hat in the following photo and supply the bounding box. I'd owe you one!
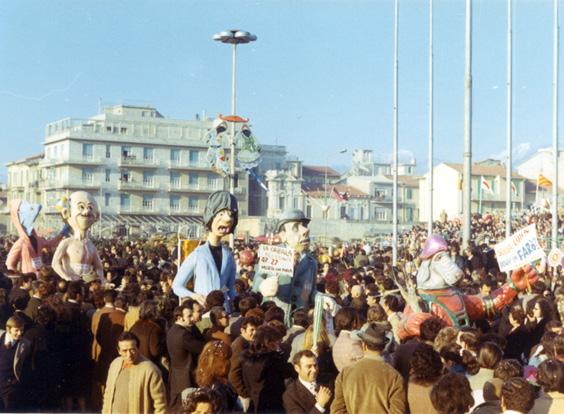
[252,209,318,326]
[331,323,406,414]
[172,191,238,308]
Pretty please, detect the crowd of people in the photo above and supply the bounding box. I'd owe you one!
[0,207,562,413]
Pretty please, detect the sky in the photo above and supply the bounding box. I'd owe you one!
[0,0,561,183]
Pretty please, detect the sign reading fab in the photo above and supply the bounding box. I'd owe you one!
[494,225,546,272]
[257,244,295,277]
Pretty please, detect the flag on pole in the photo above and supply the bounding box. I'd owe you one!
[480,176,494,194]
[330,186,349,202]
[511,181,517,195]
[538,174,552,188]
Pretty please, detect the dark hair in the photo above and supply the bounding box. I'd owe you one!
[66,281,84,300]
[334,307,359,334]
[494,359,523,381]
[292,349,316,366]
[103,289,117,304]
[291,308,309,328]
[138,300,158,321]
[206,290,225,309]
[554,333,564,358]
[410,343,444,385]
[509,305,526,325]
[264,306,285,324]
[383,294,401,312]
[501,377,535,413]
[182,388,218,413]
[430,373,474,414]
[173,303,191,321]
[419,317,444,342]
[238,296,258,317]
[209,306,227,328]
[118,331,140,347]
[247,325,283,355]
[477,342,503,370]
[537,359,564,393]
[533,297,553,320]
[240,316,261,330]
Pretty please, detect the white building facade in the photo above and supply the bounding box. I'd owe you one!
[6,105,253,237]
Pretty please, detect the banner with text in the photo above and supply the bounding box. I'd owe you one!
[494,224,546,272]
[257,244,295,278]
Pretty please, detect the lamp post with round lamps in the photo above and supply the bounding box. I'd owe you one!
[212,29,257,196]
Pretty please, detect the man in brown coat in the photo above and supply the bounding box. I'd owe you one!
[331,323,406,414]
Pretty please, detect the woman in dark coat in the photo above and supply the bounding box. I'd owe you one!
[504,306,529,362]
[241,324,295,413]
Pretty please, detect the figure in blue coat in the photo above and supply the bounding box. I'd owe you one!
[253,209,318,325]
[173,191,238,307]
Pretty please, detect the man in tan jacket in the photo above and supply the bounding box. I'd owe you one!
[102,331,166,414]
[331,323,406,414]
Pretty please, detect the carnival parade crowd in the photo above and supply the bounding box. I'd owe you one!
[0,208,563,414]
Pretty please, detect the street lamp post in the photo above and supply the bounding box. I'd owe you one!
[213,30,257,195]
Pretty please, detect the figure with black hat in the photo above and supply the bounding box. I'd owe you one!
[172,191,238,308]
[252,209,318,325]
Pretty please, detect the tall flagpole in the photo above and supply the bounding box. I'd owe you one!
[552,0,559,249]
[428,0,434,237]
[505,0,513,238]
[392,0,399,266]
[463,0,473,249]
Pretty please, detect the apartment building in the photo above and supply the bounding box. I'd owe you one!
[6,105,253,238]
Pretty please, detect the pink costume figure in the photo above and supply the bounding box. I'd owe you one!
[6,200,68,276]
[51,191,104,283]
[398,234,538,340]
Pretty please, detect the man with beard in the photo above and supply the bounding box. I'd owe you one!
[253,209,318,326]
[172,191,238,308]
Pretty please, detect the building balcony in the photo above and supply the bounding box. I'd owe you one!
[40,179,101,190]
[118,156,161,168]
[117,181,159,192]
[40,156,104,167]
[167,160,212,170]
[168,184,223,193]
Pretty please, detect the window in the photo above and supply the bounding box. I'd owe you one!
[105,169,111,183]
[122,146,131,158]
[82,143,93,159]
[189,150,199,165]
[105,144,111,158]
[170,148,181,163]
[170,195,180,211]
[189,174,199,187]
[170,172,180,188]
[143,171,154,187]
[207,174,219,190]
[120,127,127,134]
[188,196,198,211]
[120,170,130,183]
[279,196,284,210]
[104,193,110,207]
[82,168,94,184]
[375,208,387,221]
[293,197,298,209]
[143,147,154,161]
[142,195,153,210]
[120,194,130,209]
[406,188,413,200]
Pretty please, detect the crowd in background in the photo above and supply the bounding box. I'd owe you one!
[0,208,562,413]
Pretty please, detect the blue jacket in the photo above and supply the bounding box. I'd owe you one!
[172,242,236,303]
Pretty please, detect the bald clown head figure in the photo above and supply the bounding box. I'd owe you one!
[61,191,99,238]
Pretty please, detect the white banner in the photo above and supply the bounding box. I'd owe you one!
[257,244,295,277]
[494,224,546,272]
